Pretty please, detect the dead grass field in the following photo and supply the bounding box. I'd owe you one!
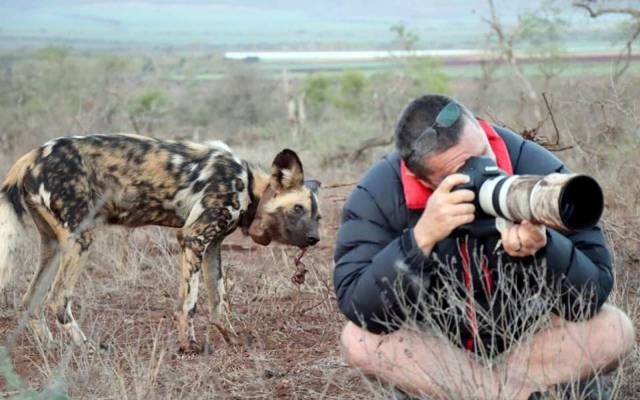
[0,52,638,399]
[0,195,369,399]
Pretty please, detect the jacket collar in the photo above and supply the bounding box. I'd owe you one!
[401,119,514,210]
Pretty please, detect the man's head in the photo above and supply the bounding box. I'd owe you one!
[394,94,496,189]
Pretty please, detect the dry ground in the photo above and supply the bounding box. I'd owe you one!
[0,181,383,399]
[0,150,637,399]
[0,67,638,399]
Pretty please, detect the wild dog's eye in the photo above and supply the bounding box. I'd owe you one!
[316,215,322,221]
[294,204,305,214]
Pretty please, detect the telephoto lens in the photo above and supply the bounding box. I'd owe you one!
[457,156,603,232]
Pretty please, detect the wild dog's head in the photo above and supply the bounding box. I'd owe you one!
[249,149,321,248]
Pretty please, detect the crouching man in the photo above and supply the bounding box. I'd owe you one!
[333,94,635,399]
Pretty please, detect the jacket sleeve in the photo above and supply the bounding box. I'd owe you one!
[515,138,613,321]
[333,184,435,334]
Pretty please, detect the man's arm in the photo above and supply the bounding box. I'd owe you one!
[512,139,613,320]
[334,169,475,334]
[333,184,432,334]
[544,207,613,321]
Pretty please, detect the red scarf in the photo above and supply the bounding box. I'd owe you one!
[401,119,513,210]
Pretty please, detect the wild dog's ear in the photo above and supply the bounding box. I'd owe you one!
[271,149,304,192]
[304,179,321,194]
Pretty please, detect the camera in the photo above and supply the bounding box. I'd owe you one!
[455,156,603,232]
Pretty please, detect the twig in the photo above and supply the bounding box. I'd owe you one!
[353,135,393,158]
[542,93,561,146]
[322,181,357,189]
[299,293,330,315]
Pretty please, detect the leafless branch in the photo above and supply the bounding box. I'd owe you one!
[572,2,640,18]
[614,22,640,80]
[573,1,640,81]
[542,92,561,146]
[484,0,542,120]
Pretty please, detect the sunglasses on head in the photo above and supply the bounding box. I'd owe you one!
[420,101,461,139]
[408,101,462,156]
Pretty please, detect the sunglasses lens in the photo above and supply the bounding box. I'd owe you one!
[435,102,461,128]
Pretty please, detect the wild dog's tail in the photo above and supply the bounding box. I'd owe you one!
[0,150,36,289]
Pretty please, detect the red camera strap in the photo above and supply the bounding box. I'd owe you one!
[457,238,493,351]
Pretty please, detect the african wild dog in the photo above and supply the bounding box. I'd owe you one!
[0,134,321,353]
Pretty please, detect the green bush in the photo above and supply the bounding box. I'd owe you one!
[407,57,451,97]
[129,89,169,117]
[337,69,366,115]
[303,73,331,114]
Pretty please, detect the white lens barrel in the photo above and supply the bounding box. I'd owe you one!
[478,175,513,219]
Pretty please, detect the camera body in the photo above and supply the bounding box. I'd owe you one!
[454,157,505,219]
[454,156,603,232]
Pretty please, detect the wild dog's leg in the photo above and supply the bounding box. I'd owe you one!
[22,237,58,306]
[23,237,58,346]
[22,204,63,346]
[202,242,221,321]
[202,242,234,339]
[175,233,205,354]
[178,194,237,352]
[46,231,94,346]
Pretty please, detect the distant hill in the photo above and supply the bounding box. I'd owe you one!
[0,0,623,51]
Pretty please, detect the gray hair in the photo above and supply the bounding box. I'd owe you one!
[394,94,477,179]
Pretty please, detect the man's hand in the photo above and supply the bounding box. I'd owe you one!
[413,174,475,253]
[501,219,546,257]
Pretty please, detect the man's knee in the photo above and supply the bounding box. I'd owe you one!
[340,321,379,371]
[595,304,635,360]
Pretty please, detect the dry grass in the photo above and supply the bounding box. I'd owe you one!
[0,214,368,399]
[0,52,638,399]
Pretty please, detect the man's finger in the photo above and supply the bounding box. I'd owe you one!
[437,174,470,193]
[448,203,475,216]
[506,226,520,252]
[522,220,546,242]
[454,213,475,227]
[448,189,475,204]
[517,227,536,250]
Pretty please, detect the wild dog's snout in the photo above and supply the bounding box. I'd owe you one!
[306,234,319,246]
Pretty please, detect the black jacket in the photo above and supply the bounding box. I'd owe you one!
[333,126,613,346]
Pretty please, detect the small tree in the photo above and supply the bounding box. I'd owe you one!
[407,57,451,98]
[128,89,169,134]
[302,73,331,117]
[482,0,569,121]
[573,1,640,81]
[337,69,367,115]
[518,2,568,84]
[390,23,420,52]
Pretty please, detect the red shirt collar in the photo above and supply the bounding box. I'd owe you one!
[401,119,513,210]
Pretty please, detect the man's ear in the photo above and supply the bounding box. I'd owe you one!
[304,179,321,194]
[271,149,304,193]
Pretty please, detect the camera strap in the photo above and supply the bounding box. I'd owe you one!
[457,238,494,352]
